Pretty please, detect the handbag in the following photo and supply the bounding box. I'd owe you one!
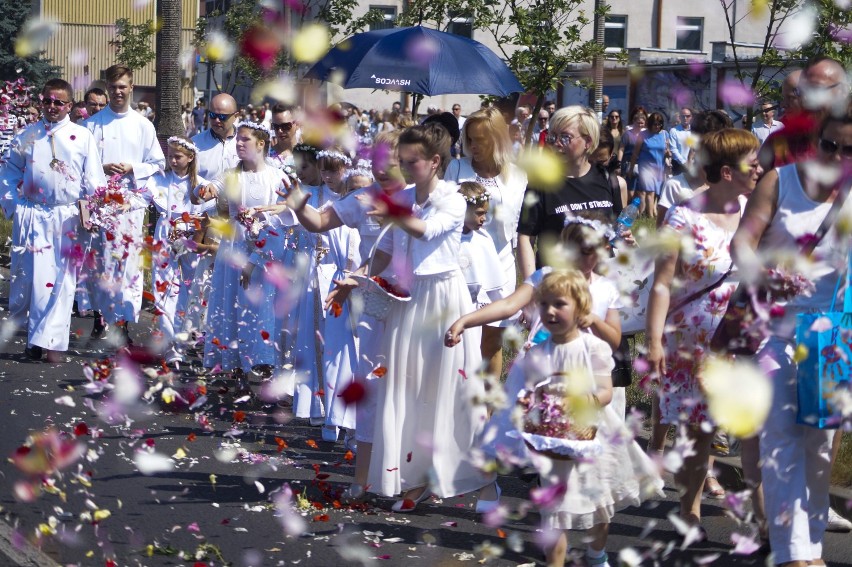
[711,183,850,355]
[796,252,852,429]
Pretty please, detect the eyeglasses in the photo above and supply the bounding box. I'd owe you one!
[42,98,70,107]
[819,138,852,158]
[682,113,692,118]
[208,111,236,121]
[271,121,294,132]
[546,132,578,146]
[609,115,620,120]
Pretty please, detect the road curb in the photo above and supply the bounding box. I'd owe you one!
[0,520,60,567]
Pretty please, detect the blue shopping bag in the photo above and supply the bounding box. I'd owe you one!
[796,258,852,429]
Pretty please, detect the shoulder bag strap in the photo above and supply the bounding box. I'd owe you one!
[668,262,734,313]
[801,177,852,257]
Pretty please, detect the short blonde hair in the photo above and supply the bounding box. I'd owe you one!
[548,106,600,157]
[535,269,592,319]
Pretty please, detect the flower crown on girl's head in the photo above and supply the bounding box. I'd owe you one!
[167,136,198,154]
[294,143,321,155]
[316,149,353,167]
[462,191,491,206]
[343,159,374,183]
[237,120,273,138]
[562,214,617,243]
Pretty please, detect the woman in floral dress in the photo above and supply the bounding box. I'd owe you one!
[646,129,762,532]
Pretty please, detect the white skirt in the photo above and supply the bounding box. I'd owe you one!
[538,405,664,530]
[367,270,491,498]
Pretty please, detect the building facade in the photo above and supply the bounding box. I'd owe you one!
[35,0,200,107]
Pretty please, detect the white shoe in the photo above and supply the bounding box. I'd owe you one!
[321,425,339,442]
[586,552,610,567]
[475,482,501,514]
[343,430,357,454]
[827,507,852,532]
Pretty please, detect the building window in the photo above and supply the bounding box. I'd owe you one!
[370,6,396,31]
[604,15,627,51]
[448,11,473,38]
[676,17,703,51]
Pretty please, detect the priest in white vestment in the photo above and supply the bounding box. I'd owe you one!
[83,65,165,340]
[0,79,105,362]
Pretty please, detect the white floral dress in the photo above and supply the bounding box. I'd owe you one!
[659,203,741,426]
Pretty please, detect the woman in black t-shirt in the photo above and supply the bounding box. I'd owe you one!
[517,105,623,277]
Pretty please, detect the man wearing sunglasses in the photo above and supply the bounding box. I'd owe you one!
[760,58,849,171]
[83,64,166,344]
[192,93,240,182]
[268,103,299,167]
[0,78,106,362]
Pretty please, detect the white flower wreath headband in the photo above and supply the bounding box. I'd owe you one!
[237,120,274,138]
[562,214,617,242]
[316,149,353,167]
[167,136,198,154]
[462,191,491,205]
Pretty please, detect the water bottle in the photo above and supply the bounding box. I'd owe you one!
[614,196,641,237]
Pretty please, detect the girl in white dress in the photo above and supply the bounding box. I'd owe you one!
[457,181,507,309]
[343,123,492,510]
[280,132,405,500]
[315,148,362,441]
[202,122,285,389]
[147,136,212,362]
[514,270,661,567]
[275,144,342,423]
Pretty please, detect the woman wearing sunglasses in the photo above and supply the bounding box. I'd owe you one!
[517,106,624,281]
[605,110,624,173]
[730,107,852,567]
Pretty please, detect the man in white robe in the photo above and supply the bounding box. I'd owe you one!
[84,65,164,343]
[0,79,105,362]
[192,93,239,182]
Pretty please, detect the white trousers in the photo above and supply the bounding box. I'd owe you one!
[9,203,79,351]
[758,337,833,564]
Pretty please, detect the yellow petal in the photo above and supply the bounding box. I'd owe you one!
[292,24,330,63]
[793,343,809,363]
[516,149,565,192]
[702,356,771,438]
[93,509,111,522]
[172,447,187,460]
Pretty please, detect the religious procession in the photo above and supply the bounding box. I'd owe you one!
[2,3,852,566]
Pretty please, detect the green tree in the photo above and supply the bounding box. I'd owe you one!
[1,3,61,87]
[721,0,852,129]
[720,0,800,129]
[194,0,383,94]
[799,0,852,70]
[111,18,157,71]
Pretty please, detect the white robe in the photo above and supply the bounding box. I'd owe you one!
[203,165,285,372]
[275,186,340,420]
[0,117,105,350]
[83,106,165,324]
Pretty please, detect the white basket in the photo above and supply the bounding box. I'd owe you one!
[351,274,410,320]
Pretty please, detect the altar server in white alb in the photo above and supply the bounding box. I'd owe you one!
[0,78,106,362]
[84,65,165,342]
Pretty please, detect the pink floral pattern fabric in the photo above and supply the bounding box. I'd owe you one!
[659,205,738,426]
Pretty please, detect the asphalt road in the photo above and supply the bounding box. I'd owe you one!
[1,268,852,567]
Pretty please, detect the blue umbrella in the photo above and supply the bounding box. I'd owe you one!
[304,26,523,98]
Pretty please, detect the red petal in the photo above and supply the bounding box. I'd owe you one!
[339,381,365,404]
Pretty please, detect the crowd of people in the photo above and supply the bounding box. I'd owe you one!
[1,55,852,567]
